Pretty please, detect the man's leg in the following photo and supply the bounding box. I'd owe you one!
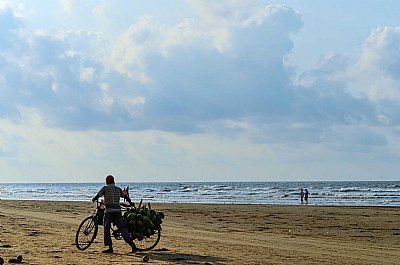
[103,213,114,253]
[114,214,137,253]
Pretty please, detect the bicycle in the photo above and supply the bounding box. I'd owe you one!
[75,200,162,252]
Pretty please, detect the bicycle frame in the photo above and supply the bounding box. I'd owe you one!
[76,198,162,251]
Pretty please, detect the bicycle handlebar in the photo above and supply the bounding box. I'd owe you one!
[93,199,134,208]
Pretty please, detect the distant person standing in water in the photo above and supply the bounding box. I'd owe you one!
[300,189,304,204]
[304,189,309,204]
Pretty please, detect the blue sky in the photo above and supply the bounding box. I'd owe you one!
[1,0,399,183]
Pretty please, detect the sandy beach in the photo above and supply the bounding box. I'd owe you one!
[0,200,399,264]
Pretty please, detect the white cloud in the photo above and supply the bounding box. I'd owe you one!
[0,2,381,139]
[0,3,389,138]
[351,26,400,101]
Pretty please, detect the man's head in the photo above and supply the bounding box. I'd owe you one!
[106,175,115,184]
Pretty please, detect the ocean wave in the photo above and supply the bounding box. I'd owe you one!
[1,181,400,206]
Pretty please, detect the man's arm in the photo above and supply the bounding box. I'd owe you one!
[121,187,133,205]
[92,194,99,203]
[92,187,104,202]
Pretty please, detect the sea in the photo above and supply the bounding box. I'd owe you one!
[0,181,399,206]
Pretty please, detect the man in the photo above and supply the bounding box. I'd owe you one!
[92,175,137,253]
[304,189,309,204]
[300,189,304,204]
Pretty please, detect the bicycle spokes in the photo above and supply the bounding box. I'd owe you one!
[75,216,98,250]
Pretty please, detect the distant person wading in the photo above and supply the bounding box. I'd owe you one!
[300,189,304,204]
[304,189,309,204]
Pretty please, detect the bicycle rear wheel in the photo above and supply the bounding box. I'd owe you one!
[135,227,161,251]
[75,216,98,250]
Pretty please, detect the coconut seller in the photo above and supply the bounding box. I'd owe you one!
[92,175,137,253]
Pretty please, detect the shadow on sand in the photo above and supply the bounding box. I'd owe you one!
[144,248,226,264]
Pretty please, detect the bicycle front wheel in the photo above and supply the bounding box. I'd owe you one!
[75,216,98,250]
[135,227,161,251]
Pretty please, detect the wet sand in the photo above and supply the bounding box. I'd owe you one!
[0,200,399,264]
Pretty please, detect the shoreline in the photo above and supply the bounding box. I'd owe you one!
[1,198,400,207]
[1,200,399,264]
[1,181,399,207]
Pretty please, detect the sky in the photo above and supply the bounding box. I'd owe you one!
[1,0,400,183]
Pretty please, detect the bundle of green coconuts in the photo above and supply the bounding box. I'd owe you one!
[123,200,164,241]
